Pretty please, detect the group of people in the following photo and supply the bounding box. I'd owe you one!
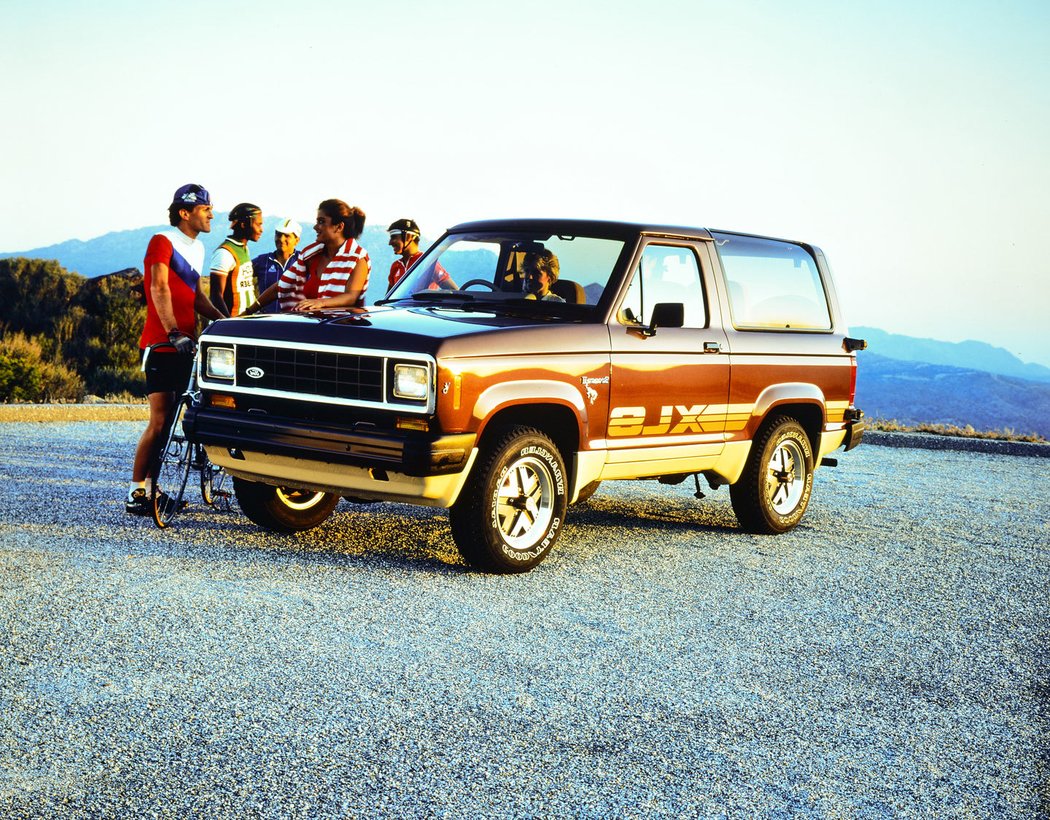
[125,182,569,514]
[124,183,428,515]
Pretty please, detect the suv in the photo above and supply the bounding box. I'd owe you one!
[185,219,865,572]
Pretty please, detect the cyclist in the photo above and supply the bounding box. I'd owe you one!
[126,184,227,515]
[386,218,457,292]
[209,202,264,317]
[386,218,423,289]
[246,218,301,314]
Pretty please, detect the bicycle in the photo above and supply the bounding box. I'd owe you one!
[145,342,232,528]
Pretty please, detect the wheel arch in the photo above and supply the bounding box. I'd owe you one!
[749,383,826,452]
[477,402,582,467]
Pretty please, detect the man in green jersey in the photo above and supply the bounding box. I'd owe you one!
[209,202,263,317]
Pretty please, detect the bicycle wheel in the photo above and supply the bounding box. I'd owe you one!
[199,447,232,510]
[152,400,192,528]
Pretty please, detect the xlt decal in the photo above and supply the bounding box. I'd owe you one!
[610,405,717,436]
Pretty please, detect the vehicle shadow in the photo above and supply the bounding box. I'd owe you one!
[567,494,742,535]
[169,499,469,576]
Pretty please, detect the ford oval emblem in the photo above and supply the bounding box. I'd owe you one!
[245,367,264,379]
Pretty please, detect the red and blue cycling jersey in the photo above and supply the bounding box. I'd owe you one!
[139,229,206,349]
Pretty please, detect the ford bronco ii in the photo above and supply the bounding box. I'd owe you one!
[185,219,865,572]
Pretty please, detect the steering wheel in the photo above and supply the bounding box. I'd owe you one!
[458,279,498,291]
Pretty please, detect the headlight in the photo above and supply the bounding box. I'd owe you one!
[205,346,236,380]
[392,363,429,401]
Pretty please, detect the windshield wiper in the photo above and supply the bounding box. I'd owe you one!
[405,290,477,301]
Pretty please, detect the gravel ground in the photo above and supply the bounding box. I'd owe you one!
[0,422,1047,818]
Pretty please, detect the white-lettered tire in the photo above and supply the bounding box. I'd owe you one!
[232,477,339,533]
[449,426,568,573]
[730,416,814,534]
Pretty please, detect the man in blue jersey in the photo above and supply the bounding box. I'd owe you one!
[245,218,301,314]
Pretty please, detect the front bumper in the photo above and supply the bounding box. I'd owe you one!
[183,406,479,507]
[184,406,475,477]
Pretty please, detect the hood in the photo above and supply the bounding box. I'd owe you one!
[202,303,608,358]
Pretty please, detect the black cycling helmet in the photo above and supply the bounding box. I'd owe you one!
[387,218,420,238]
[230,202,262,224]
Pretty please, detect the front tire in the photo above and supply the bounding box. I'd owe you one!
[233,478,338,533]
[449,426,568,573]
[152,401,191,529]
[730,416,814,534]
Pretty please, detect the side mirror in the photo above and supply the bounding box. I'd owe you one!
[638,302,684,336]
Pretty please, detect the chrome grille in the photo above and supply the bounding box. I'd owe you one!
[236,344,383,402]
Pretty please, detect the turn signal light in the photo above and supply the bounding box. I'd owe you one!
[209,393,237,409]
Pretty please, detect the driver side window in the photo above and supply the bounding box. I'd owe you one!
[619,244,707,328]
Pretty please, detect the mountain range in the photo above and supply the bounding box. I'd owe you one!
[0,215,402,305]
[852,326,1050,384]
[3,223,1048,437]
[855,352,1049,438]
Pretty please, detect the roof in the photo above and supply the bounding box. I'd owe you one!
[444,218,814,250]
[446,218,714,241]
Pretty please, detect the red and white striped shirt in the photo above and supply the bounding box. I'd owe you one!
[277,238,370,311]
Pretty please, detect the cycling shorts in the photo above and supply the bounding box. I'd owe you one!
[142,350,194,395]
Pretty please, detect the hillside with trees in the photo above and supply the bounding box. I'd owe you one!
[0,258,146,401]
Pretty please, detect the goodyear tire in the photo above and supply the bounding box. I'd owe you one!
[730,416,814,534]
[449,426,568,573]
[233,477,338,534]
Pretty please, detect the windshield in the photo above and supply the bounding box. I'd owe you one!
[385,230,626,313]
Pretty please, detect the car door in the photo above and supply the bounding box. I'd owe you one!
[605,239,731,478]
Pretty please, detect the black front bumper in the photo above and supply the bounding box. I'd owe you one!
[183,406,475,477]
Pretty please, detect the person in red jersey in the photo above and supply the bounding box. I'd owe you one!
[125,184,226,515]
[386,218,424,289]
[386,218,456,292]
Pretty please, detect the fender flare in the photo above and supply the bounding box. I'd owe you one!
[748,383,826,435]
[472,380,588,441]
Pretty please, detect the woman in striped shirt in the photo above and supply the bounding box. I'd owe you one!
[277,199,370,312]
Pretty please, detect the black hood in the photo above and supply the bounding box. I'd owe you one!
[201,304,605,358]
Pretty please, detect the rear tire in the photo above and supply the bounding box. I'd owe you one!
[449,426,567,573]
[233,478,338,533]
[199,447,231,509]
[730,416,814,534]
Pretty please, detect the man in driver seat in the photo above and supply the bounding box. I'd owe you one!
[522,249,565,302]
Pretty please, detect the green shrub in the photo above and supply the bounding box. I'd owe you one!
[0,333,84,402]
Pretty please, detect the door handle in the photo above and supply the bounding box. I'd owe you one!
[703,341,721,353]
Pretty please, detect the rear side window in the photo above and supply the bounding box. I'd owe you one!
[712,233,831,330]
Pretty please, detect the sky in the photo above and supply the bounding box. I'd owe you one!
[2,0,1049,365]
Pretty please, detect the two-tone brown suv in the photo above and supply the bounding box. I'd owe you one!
[185,219,865,572]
